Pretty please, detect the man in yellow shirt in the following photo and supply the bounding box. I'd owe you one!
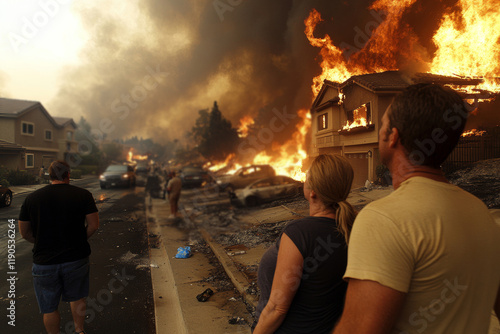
[333,83,500,334]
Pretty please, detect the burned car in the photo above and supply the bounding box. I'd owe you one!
[179,166,212,188]
[0,185,12,207]
[231,175,303,207]
[216,165,275,192]
[99,164,136,189]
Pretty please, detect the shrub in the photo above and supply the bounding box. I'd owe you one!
[0,178,10,187]
[6,169,37,186]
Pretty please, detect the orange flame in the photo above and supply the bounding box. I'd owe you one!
[430,0,500,92]
[237,115,255,138]
[461,129,487,137]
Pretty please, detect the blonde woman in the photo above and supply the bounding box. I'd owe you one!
[253,154,356,334]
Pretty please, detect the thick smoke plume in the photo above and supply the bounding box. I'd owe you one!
[52,0,466,144]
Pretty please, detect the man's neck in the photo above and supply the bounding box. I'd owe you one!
[389,152,447,190]
[51,180,70,185]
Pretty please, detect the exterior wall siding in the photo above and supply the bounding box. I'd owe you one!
[0,118,16,142]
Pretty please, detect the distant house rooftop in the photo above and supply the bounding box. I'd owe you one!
[0,97,39,116]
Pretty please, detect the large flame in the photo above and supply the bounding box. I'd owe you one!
[430,0,500,92]
[211,1,500,182]
[306,0,500,93]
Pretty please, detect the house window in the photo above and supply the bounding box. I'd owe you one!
[21,122,34,135]
[45,130,52,141]
[66,143,71,151]
[26,153,34,168]
[346,102,371,125]
[318,113,328,130]
[66,131,73,140]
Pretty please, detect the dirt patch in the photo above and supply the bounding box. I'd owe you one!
[448,158,500,209]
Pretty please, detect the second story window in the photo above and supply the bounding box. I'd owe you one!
[318,113,328,130]
[45,130,52,141]
[66,131,73,140]
[21,122,34,135]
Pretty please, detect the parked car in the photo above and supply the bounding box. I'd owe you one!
[99,164,136,189]
[216,165,275,192]
[231,175,303,207]
[179,166,212,188]
[0,185,12,207]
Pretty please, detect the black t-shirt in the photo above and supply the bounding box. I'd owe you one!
[19,184,98,265]
[256,217,348,334]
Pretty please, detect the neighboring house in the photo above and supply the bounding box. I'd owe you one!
[53,117,78,161]
[0,97,77,174]
[310,71,489,188]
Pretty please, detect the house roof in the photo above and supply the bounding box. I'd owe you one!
[0,139,25,152]
[0,98,39,115]
[53,117,77,128]
[340,71,411,92]
[0,97,76,129]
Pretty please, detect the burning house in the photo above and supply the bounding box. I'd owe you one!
[310,71,500,188]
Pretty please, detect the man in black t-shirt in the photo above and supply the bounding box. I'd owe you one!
[19,160,99,334]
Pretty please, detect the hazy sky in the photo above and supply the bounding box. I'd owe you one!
[3,0,495,143]
[1,0,364,142]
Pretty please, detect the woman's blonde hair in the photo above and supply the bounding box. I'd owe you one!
[308,154,356,244]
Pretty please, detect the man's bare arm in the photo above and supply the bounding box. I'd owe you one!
[333,279,406,334]
[85,212,99,239]
[18,220,35,243]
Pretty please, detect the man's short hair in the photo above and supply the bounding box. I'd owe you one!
[49,160,70,181]
[388,83,469,168]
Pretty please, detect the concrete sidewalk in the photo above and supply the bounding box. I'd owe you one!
[146,195,252,334]
[147,186,500,334]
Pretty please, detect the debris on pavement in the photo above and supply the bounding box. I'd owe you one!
[227,250,246,256]
[228,316,246,325]
[175,246,192,258]
[196,288,214,302]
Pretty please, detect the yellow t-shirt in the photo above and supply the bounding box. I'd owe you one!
[345,177,500,334]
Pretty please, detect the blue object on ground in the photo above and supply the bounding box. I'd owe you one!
[175,246,192,259]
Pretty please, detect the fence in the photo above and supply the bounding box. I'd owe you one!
[443,127,500,173]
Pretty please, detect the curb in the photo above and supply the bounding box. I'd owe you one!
[198,228,258,310]
[145,196,188,334]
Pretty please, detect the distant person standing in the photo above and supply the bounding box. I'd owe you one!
[167,171,182,218]
[19,160,99,334]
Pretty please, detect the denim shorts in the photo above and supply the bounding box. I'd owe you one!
[32,257,90,313]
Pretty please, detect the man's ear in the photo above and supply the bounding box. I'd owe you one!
[389,127,400,148]
[310,189,317,199]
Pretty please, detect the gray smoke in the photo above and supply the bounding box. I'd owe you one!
[51,0,475,145]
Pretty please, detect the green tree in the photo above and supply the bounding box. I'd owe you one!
[191,101,239,162]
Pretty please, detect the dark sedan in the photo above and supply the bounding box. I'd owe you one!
[0,185,12,207]
[179,166,212,188]
[99,164,136,189]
